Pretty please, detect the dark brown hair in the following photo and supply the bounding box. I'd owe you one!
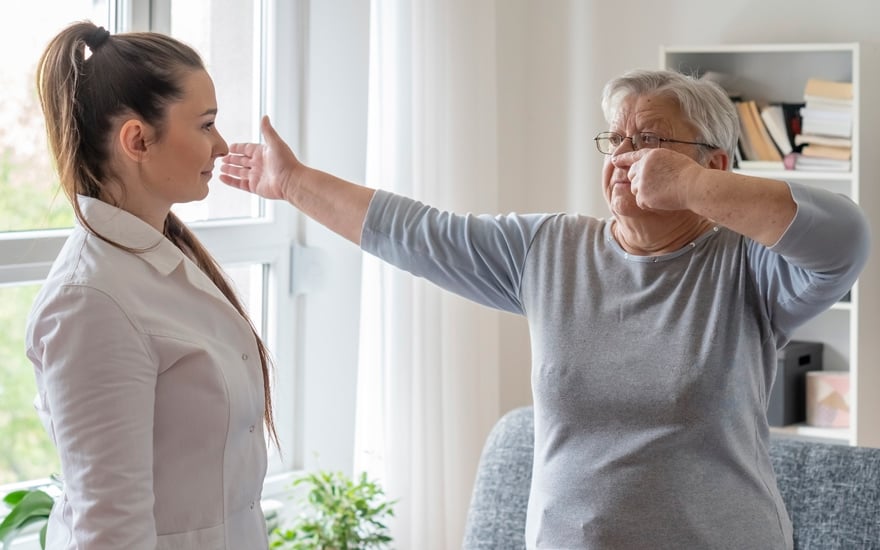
[36,21,278,447]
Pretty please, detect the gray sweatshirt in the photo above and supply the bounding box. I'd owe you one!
[361,182,869,549]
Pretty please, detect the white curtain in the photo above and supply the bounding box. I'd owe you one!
[354,1,504,548]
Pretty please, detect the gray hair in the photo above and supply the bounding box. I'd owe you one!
[601,69,739,167]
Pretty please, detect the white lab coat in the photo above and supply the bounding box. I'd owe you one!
[25,196,269,549]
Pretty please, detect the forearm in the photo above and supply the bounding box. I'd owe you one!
[688,170,796,247]
[285,166,376,245]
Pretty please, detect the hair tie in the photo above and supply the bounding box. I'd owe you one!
[85,26,111,51]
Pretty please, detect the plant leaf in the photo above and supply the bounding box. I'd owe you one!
[2,490,30,508]
[0,490,54,542]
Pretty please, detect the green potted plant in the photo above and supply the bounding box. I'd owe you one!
[0,487,54,550]
[269,469,396,550]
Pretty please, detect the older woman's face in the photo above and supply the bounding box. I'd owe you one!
[602,94,704,220]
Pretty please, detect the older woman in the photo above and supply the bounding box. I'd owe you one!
[220,69,869,549]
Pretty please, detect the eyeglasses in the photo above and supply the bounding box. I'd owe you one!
[593,132,716,155]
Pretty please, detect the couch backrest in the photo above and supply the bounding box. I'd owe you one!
[462,406,533,550]
[463,406,880,550]
[769,437,880,549]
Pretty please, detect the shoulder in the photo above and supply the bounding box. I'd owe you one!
[29,230,155,334]
[529,213,607,244]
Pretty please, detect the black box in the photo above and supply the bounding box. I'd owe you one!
[768,340,824,427]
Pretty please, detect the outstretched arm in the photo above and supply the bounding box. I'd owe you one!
[219,115,375,245]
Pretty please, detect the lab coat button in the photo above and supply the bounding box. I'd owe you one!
[241,353,248,360]
[249,425,255,433]
[250,501,255,510]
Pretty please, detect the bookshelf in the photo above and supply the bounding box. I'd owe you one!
[661,43,880,448]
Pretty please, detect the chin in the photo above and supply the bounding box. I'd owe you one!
[610,197,642,218]
[191,182,210,201]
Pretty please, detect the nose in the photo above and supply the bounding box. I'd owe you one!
[613,136,637,154]
[214,131,229,157]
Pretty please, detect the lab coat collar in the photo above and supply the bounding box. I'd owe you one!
[75,196,235,310]
[77,195,184,276]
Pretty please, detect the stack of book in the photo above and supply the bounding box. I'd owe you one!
[734,99,785,170]
[699,71,817,172]
[730,99,805,171]
[793,78,853,172]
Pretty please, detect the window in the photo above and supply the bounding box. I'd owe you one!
[0,0,299,504]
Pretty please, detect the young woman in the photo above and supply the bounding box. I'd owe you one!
[26,21,276,549]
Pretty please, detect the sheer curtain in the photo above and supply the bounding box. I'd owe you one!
[354,1,503,548]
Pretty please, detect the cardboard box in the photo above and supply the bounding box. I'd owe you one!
[806,371,850,428]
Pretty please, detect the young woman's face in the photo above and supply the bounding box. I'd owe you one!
[143,69,228,206]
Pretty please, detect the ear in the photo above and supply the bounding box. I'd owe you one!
[117,119,151,162]
[706,148,730,171]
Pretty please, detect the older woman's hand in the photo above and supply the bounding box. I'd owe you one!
[611,149,704,212]
[220,115,301,202]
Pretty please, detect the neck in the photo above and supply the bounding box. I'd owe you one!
[611,215,715,256]
[103,181,170,232]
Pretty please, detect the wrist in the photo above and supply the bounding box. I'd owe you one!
[282,164,308,205]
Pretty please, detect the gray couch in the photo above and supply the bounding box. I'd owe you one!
[463,406,880,549]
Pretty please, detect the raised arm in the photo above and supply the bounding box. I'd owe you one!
[219,115,375,245]
[612,148,797,247]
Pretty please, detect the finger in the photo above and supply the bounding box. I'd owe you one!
[218,173,248,190]
[261,114,283,146]
[227,142,256,156]
[219,164,249,179]
[610,149,647,167]
[222,149,254,168]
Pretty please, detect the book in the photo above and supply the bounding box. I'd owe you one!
[804,78,853,102]
[804,98,853,111]
[738,159,786,171]
[734,100,760,161]
[800,107,853,121]
[794,154,851,172]
[800,107,852,138]
[799,78,853,139]
[760,105,793,155]
[794,133,852,148]
[743,100,783,161]
[780,102,805,151]
[801,144,852,161]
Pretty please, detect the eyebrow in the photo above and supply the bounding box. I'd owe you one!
[200,108,219,116]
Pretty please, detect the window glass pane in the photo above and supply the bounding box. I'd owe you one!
[0,1,108,233]
[0,284,61,485]
[169,0,263,223]
[224,262,289,474]
[224,263,265,335]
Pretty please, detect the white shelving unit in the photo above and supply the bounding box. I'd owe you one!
[661,43,880,448]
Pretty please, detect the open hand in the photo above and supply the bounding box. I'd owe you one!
[219,115,300,201]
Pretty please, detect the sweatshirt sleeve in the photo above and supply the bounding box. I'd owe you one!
[27,284,159,550]
[360,190,551,315]
[747,181,870,344]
